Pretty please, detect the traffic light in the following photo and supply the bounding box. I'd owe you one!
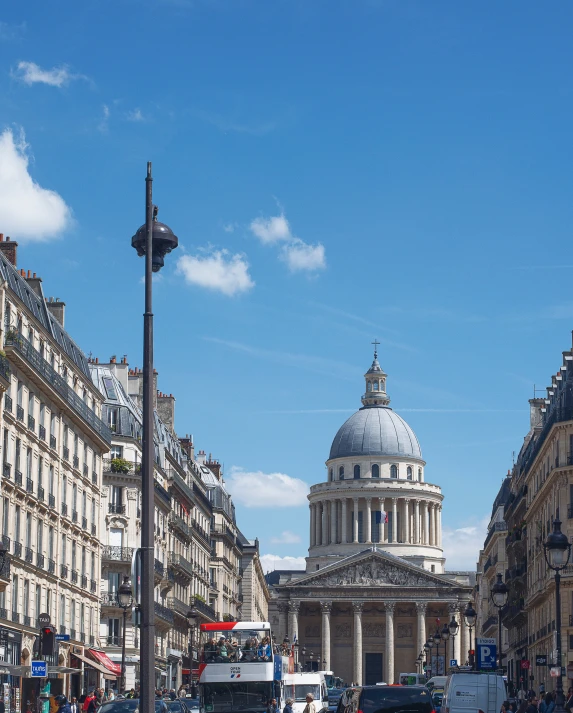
[469,650,475,668]
[40,626,55,656]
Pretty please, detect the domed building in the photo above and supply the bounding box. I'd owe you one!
[267,348,474,686]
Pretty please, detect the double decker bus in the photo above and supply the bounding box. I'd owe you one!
[198,621,293,713]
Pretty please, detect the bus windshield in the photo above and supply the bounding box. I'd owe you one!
[202,681,274,712]
[201,629,272,664]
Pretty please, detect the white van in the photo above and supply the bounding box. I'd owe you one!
[443,672,507,713]
[283,672,328,713]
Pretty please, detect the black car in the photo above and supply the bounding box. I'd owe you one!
[337,685,434,713]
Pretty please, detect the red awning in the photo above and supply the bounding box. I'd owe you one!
[87,649,122,676]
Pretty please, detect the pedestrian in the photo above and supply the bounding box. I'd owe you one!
[267,698,278,713]
[55,697,72,713]
[283,698,294,713]
[69,698,79,713]
[302,693,316,713]
[525,696,538,713]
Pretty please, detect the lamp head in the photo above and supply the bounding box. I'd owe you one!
[441,623,450,641]
[464,602,477,627]
[117,576,133,609]
[448,616,459,636]
[544,518,571,570]
[491,572,509,607]
[131,213,178,273]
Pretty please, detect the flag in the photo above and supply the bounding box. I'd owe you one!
[375,511,389,524]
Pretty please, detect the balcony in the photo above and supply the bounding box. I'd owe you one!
[91,579,97,593]
[0,557,10,582]
[28,414,35,432]
[71,570,78,584]
[103,458,141,475]
[192,520,210,546]
[70,629,76,640]
[169,513,192,542]
[483,615,497,632]
[24,547,33,563]
[50,434,56,449]
[13,542,22,558]
[73,455,79,470]
[154,559,165,578]
[102,546,133,562]
[26,478,33,494]
[106,635,120,646]
[63,446,69,462]
[36,553,44,569]
[101,592,119,607]
[47,559,55,575]
[15,471,22,487]
[16,404,24,422]
[168,596,192,619]
[48,493,55,508]
[11,611,19,624]
[108,503,126,515]
[191,596,217,621]
[4,394,12,413]
[39,425,46,442]
[154,601,174,625]
[81,574,87,589]
[2,463,10,479]
[4,333,111,446]
[37,486,44,502]
[23,615,31,627]
[168,553,194,579]
[154,480,171,507]
[60,564,68,579]
[0,355,10,389]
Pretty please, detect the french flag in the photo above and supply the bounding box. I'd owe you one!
[375,511,389,524]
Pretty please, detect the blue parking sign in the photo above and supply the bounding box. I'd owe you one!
[31,661,47,678]
[477,644,497,669]
[450,659,457,667]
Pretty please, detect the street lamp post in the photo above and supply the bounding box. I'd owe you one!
[464,603,477,669]
[441,623,450,673]
[131,163,178,713]
[491,573,509,670]
[117,576,133,694]
[424,642,430,676]
[433,629,441,675]
[448,616,459,665]
[426,638,434,677]
[544,518,572,713]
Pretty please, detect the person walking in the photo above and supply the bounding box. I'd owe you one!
[525,696,538,713]
[55,696,72,713]
[69,698,79,713]
[267,698,278,713]
[302,693,316,713]
[283,698,294,713]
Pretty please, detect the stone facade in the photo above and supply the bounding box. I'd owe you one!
[240,537,270,622]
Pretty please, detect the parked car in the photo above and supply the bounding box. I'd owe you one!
[99,700,170,713]
[336,684,433,713]
[328,687,345,713]
[184,700,199,713]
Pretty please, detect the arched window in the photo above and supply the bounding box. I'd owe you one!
[373,382,378,391]
[367,381,372,392]
[329,468,333,482]
[381,379,385,391]
[407,466,413,480]
[418,468,422,482]
[354,464,360,479]
[339,466,344,480]
[390,464,398,479]
[372,464,380,478]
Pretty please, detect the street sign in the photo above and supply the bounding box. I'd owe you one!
[550,667,561,678]
[31,661,47,678]
[37,613,51,626]
[477,643,497,670]
[55,634,70,642]
[521,660,531,670]
[450,659,458,667]
[536,656,548,666]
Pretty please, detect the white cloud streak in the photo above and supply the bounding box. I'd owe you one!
[0,128,72,241]
[98,105,110,134]
[270,530,302,544]
[177,250,254,296]
[250,211,326,273]
[126,108,145,122]
[260,554,306,573]
[226,466,309,508]
[12,61,85,87]
[442,515,489,571]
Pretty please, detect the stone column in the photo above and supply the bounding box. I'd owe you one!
[353,602,363,685]
[278,603,289,642]
[321,601,332,671]
[422,501,428,545]
[353,498,359,543]
[330,500,337,544]
[391,498,397,543]
[341,499,347,544]
[315,503,322,547]
[438,507,442,548]
[310,504,316,547]
[403,499,410,543]
[379,498,386,543]
[385,602,396,684]
[322,504,328,546]
[288,601,301,643]
[414,500,420,544]
[459,604,470,666]
[429,504,435,546]
[416,603,427,658]
[365,498,372,543]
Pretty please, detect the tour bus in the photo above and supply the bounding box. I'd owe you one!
[198,621,293,712]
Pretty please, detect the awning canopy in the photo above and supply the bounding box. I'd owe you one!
[71,652,118,678]
[86,649,122,676]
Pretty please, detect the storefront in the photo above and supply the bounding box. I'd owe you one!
[0,628,22,713]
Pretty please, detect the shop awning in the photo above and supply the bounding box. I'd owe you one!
[86,649,122,676]
[71,652,119,678]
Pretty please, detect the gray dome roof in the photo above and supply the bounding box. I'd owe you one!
[329,406,422,460]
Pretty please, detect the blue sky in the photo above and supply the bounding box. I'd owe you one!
[1,0,573,571]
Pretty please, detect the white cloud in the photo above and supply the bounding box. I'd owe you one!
[12,61,84,87]
[0,128,72,241]
[260,554,306,573]
[249,211,326,272]
[98,104,110,133]
[282,239,326,272]
[270,530,302,545]
[223,222,237,233]
[177,249,254,296]
[0,22,26,41]
[126,108,145,122]
[226,466,309,508]
[442,515,489,571]
[250,214,291,244]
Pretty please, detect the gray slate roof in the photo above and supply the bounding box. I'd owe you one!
[329,405,422,460]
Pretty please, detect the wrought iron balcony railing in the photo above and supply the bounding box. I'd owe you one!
[4,394,12,413]
[2,463,10,479]
[26,478,33,494]
[37,486,44,502]
[28,415,35,431]
[108,503,126,514]
[50,434,56,449]
[16,405,24,422]
[102,546,133,562]
[39,425,46,441]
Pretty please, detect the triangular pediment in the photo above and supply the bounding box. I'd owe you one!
[282,548,456,589]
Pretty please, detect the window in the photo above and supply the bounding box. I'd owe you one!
[50,414,56,439]
[37,522,43,556]
[72,483,77,513]
[49,466,54,497]
[367,381,372,392]
[373,382,378,391]
[71,600,75,635]
[372,464,380,478]
[17,381,23,407]
[354,464,360,479]
[2,498,8,537]
[28,392,34,419]
[15,438,21,472]
[48,527,54,560]
[418,468,422,482]
[74,433,79,458]
[390,464,398,479]
[102,377,118,400]
[111,486,123,507]
[62,475,67,504]
[339,466,344,480]
[107,618,120,645]
[38,457,43,488]
[81,546,86,576]
[329,468,333,482]
[14,505,20,543]
[25,512,31,549]
[46,589,51,617]
[80,603,85,636]
[82,491,87,519]
[35,585,41,621]
[91,499,96,528]
[431,565,435,573]
[39,403,45,428]
[407,466,413,480]
[26,448,32,479]
[107,408,119,433]
[61,534,67,565]
[60,595,66,630]
[108,571,121,592]
[71,542,76,571]
[63,425,68,450]
[12,575,18,613]
[91,551,95,581]
[2,429,8,465]
[23,579,29,617]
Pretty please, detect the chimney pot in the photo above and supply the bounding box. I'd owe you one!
[33,273,36,278]
[6,237,10,242]
[27,270,31,278]
[0,234,3,241]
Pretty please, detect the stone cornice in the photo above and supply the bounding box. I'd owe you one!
[308,480,443,501]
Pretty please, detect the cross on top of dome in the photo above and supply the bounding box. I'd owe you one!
[362,341,390,407]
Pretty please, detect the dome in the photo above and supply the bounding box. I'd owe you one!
[329,405,422,460]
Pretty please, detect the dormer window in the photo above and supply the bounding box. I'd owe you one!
[390,464,398,479]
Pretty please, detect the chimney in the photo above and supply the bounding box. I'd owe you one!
[128,367,158,409]
[196,450,207,465]
[45,297,65,328]
[0,235,18,267]
[529,398,544,429]
[206,454,222,480]
[25,272,43,298]
[157,392,175,434]
[179,435,195,461]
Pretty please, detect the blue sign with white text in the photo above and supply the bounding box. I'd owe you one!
[477,644,497,670]
[31,661,47,678]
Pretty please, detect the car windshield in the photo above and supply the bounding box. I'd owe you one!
[360,687,433,713]
[166,703,185,712]
[293,685,321,702]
